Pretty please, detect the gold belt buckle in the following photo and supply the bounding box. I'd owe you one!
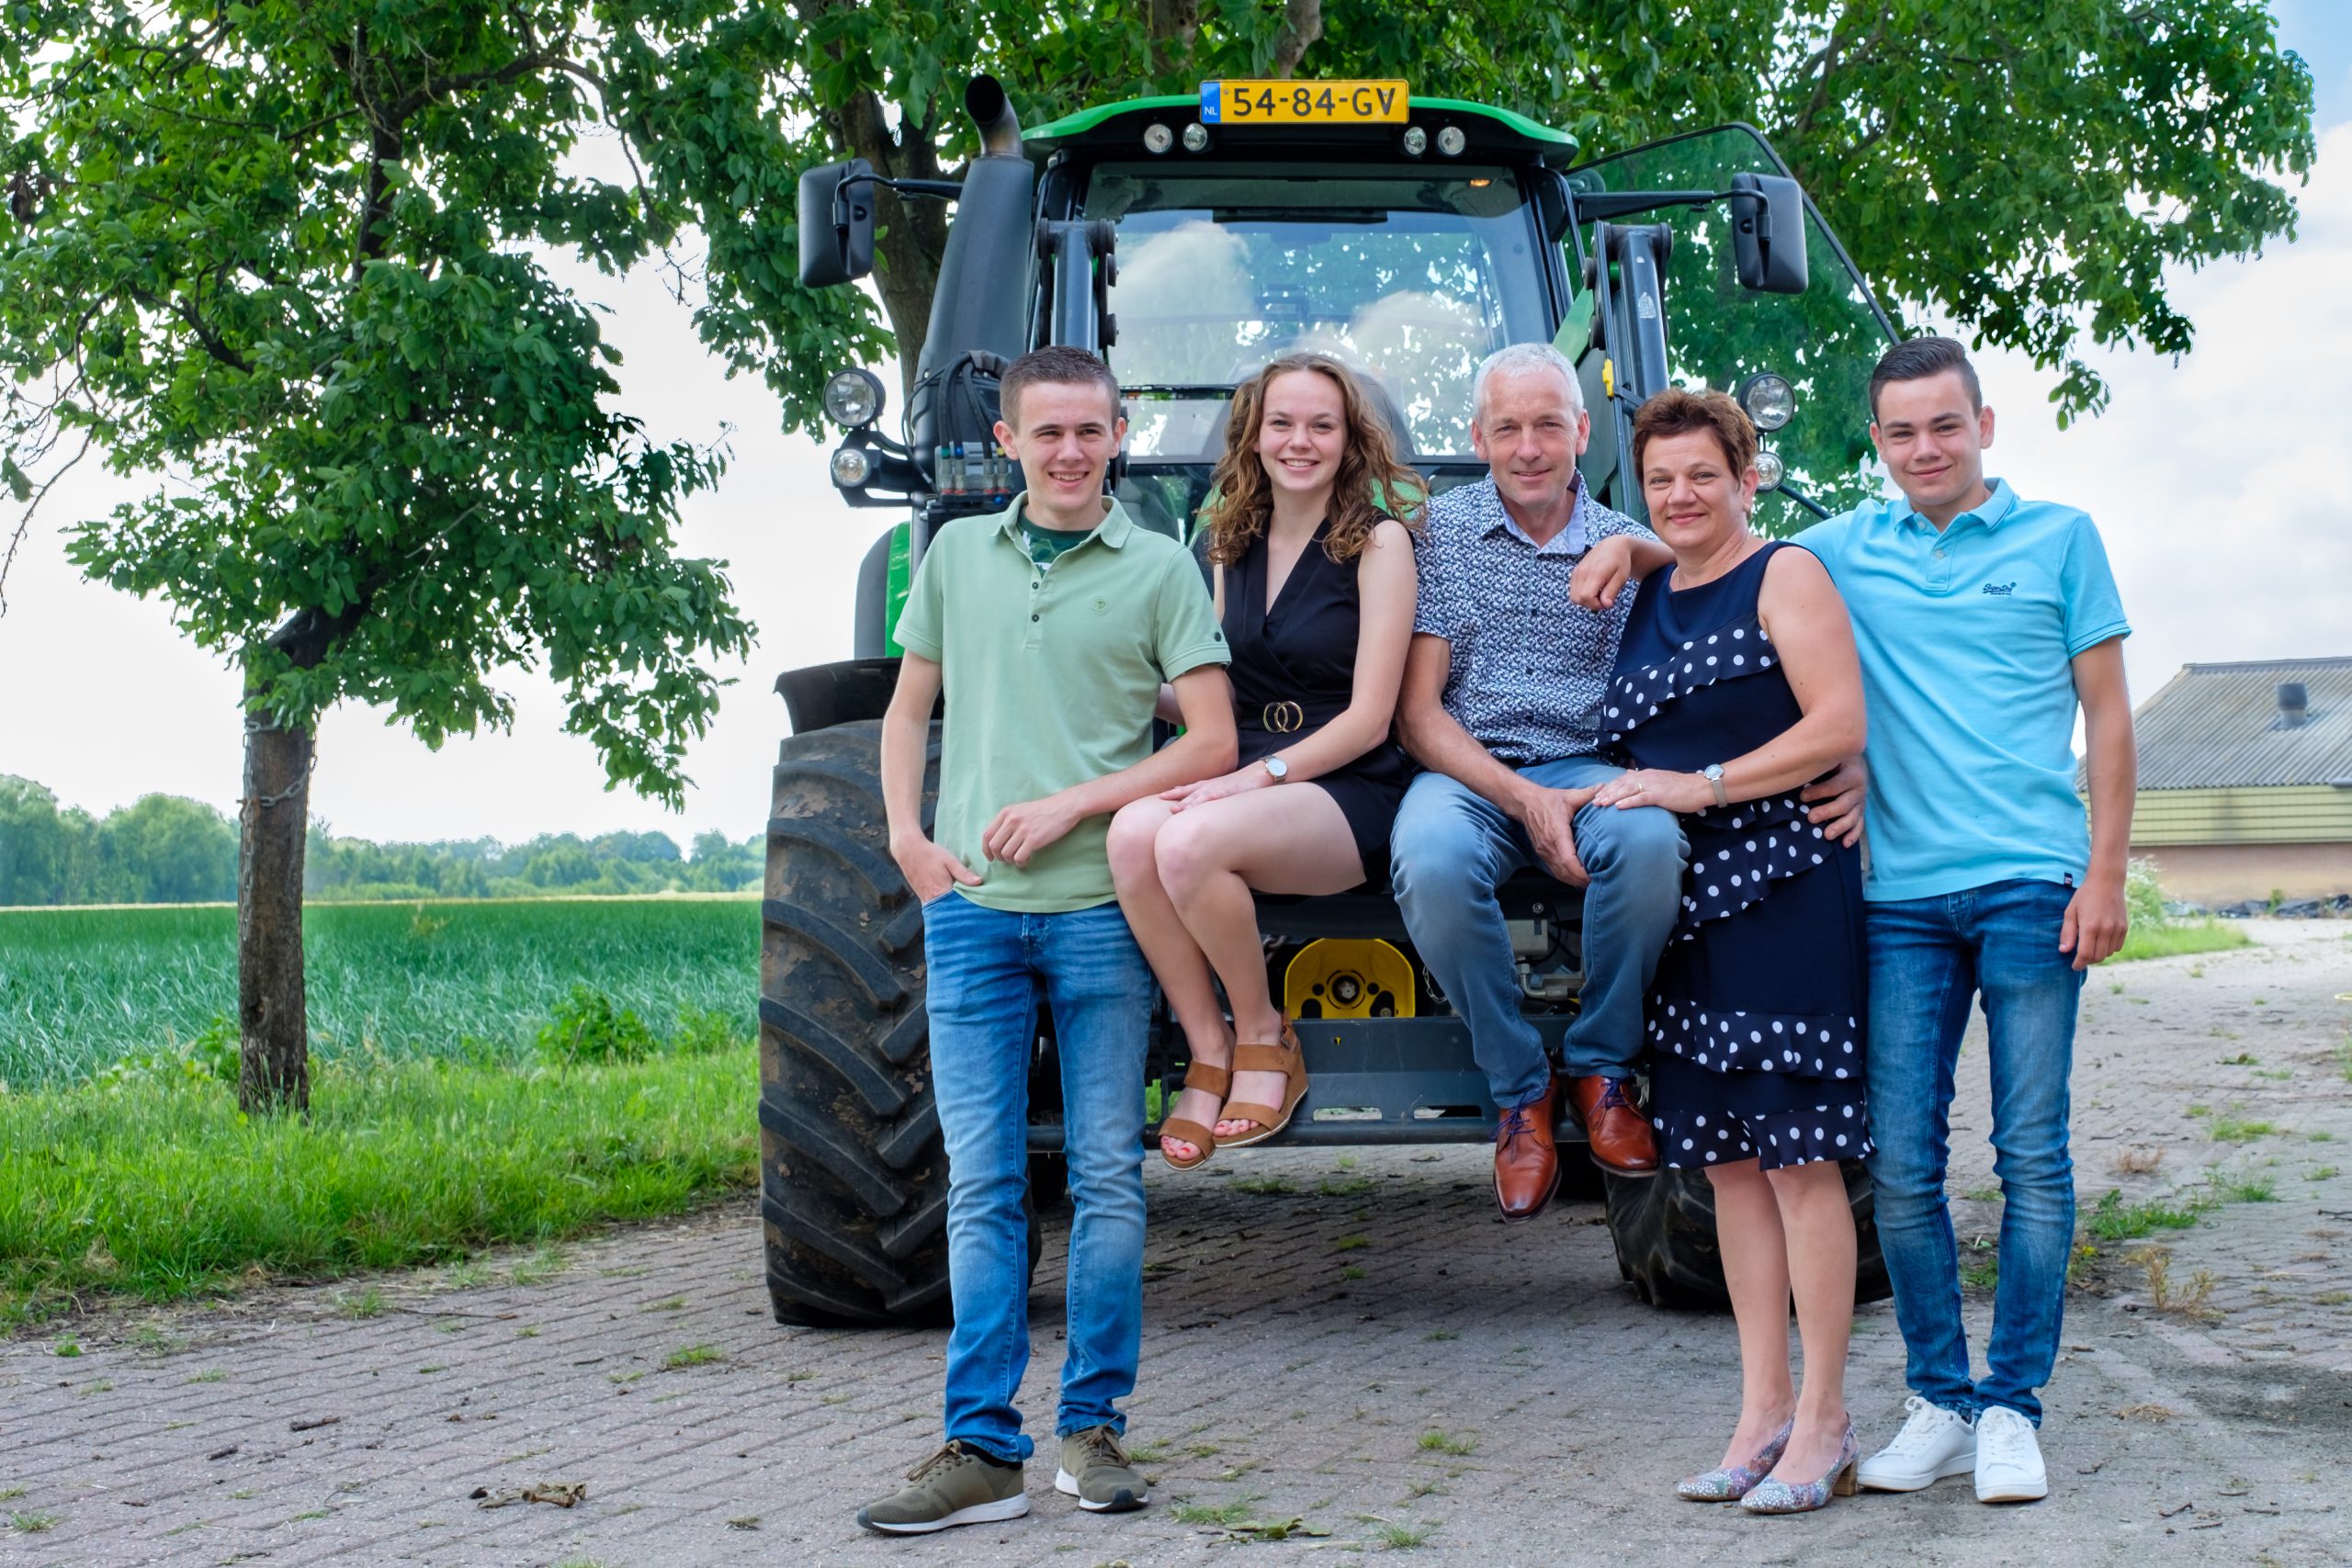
[1262,700,1306,734]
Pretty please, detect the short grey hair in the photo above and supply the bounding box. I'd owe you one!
[1472,342,1585,424]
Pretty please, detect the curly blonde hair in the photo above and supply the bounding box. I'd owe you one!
[1200,354,1425,567]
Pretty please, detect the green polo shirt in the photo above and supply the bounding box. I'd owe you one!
[894,493,1229,913]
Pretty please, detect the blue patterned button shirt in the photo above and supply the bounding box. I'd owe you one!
[1412,474,1657,765]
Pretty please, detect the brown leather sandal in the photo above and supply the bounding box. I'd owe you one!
[1213,1016,1308,1150]
[1158,1059,1232,1171]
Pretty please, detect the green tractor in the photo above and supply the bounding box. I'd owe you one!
[763,74,1898,1325]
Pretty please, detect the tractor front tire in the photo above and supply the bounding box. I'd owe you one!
[1603,1162,1892,1311]
[759,719,956,1327]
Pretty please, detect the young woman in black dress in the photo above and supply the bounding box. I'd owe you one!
[1107,354,1421,1169]
[1591,389,1871,1514]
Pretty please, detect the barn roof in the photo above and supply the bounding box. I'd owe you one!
[2128,657,2352,790]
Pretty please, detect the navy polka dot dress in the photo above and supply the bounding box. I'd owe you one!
[1602,541,1870,1172]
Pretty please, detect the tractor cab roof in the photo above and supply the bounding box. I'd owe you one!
[1023,90,1579,169]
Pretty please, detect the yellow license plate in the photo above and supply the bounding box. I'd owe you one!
[1201,80,1409,126]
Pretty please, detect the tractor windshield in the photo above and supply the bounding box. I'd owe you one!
[1084,162,1552,462]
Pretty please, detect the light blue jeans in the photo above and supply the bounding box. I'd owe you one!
[922,893,1151,1462]
[1390,757,1688,1106]
[1864,878,2085,1426]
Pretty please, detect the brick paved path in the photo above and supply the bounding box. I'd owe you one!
[6,924,2349,1567]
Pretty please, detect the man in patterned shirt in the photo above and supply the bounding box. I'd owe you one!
[1392,342,1683,1219]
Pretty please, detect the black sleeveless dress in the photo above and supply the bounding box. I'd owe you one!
[1602,541,1871,1170]
[1223,520,1413,889]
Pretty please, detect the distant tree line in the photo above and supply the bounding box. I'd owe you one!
[0,776,760,906]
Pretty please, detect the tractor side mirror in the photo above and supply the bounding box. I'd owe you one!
[1728,173,1807,295]
[797,158,876,288]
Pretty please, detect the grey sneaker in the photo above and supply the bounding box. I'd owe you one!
[1055,1425,1148,1513]
[855,1440,1030,1535]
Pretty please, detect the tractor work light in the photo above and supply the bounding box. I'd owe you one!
[1182,121,1210,152]
[1142,122,1174,154]
[830,445,875,489]
[1401,126,1429,156]
[1435,125,1466,156]
[1753,446,1785,492]
[1736,372,1795,432]
[823,367,887,429]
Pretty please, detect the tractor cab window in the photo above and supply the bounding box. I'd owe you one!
[1083,163,1552,462]
[1566,126,1897,532]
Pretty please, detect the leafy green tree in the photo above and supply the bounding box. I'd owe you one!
[686,829,762,893]
[98,794,239,904]
[0,774,95,905]
[752,0,2311,425]
[0,2,774,1110]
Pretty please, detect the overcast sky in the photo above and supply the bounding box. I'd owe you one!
[3,7,2347,847]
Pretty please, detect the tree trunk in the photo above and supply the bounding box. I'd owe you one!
[234,605,361,1111]
[837,89,948,399]
[237,692,313,1114]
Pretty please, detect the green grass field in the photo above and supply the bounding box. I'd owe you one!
[2109,918,2252,964]
[0,1046,757,1325]
[0,897,758,1088]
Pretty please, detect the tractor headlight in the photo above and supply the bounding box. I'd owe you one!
[1736,372,1795,433]
[823,367,887,430]
[1753,447,1785,492]
[1435,125,1466,157]
[1142,122,1174,154]
[830,445,875,489]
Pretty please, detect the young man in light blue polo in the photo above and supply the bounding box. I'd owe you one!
[1796,336,2136,1505]
[863,345,1236,1535]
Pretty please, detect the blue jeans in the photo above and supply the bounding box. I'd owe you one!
[1864,878,2084,1426]
[922,894,1151,1462]
[1391,757,1688,1105]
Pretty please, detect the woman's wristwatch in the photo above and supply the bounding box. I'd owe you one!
[1262,755,1290,783]
[1702,762,1728,807]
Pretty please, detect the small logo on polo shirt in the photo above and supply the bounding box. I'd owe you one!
[1982,581,2016,596]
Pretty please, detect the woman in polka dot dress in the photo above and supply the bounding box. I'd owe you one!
[1589,389,1871,1514]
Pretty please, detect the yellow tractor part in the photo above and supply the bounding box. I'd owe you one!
[1283,938,1416,1020]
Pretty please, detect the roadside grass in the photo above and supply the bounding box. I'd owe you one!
[0,897,756,1088]
[2084,1189,2206,1242]
[2107,919,2250,964]
[2214,1175,2278,1204]
[0,1045,756,1326]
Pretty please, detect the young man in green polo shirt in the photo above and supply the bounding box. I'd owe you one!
[859,345,1236,1535]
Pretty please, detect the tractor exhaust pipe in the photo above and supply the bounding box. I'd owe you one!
[905,75,1035,553]
[966,76,1023,158]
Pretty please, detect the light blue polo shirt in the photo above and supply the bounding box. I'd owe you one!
[1795,479,2130,903]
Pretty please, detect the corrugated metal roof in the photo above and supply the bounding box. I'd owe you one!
[2128,657,2352,790]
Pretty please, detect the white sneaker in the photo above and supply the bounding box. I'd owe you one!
[1973,1406,2049,1503]
[1857,1394,1976,1492]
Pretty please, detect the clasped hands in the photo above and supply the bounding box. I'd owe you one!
[1509,758,1868,889]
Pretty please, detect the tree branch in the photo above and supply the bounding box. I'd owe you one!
[1271,0,1322,79]
[0,433,94,618]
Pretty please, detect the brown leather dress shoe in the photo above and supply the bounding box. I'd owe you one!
[1566,1075,1660,1178]
[1492,1077,1562,1222]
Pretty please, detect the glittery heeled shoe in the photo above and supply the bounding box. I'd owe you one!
[1741,1420,1860,1515]
[1676,1416,1794,1502]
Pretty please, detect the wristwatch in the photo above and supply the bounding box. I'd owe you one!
[1262,755,1290,783]
[1702,762,1728,807]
